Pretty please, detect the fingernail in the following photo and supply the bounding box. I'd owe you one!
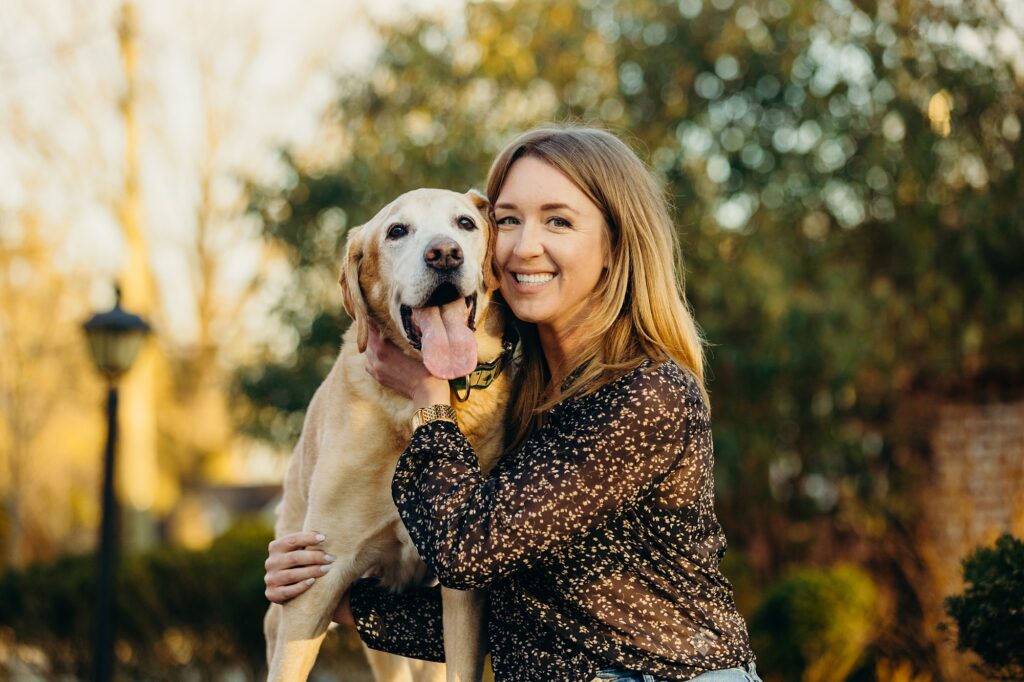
[320,564,332,573]
[324,554,336,562]
[305,577,316,585]
[315,533,326,542]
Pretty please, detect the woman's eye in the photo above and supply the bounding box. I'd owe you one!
[549,217,571,228]
[457,216,477,231]
[496,216,519,227]
[386,223,409,239]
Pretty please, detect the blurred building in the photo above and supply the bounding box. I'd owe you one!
[904,383,1024,680]
[167,483,280,548]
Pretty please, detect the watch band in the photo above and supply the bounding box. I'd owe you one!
[411,404,458,431]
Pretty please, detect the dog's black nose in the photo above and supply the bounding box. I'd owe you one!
[424,238,464,272]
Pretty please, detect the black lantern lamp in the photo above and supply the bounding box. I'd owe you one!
[83,286,151,381]
[82,284,150,682]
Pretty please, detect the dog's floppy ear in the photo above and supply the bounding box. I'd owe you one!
[467,188,501,292]
[339,225,369,352]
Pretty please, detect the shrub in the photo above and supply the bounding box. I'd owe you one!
[0,519,375,680]
[750,563,879,682]
[944,533,1024,681]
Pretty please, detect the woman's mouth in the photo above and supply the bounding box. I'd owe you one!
[513,272,556,286]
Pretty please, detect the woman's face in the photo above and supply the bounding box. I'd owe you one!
[494,156,609,340]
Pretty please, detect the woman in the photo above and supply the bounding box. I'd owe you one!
[264,127,759,682]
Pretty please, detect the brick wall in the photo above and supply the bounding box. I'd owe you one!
[917,399,1024,680]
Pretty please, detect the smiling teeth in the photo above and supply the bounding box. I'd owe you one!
[515,273,555,284]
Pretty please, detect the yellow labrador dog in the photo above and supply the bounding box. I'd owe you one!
[264,189,511,682]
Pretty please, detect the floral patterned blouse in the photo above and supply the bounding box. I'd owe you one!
[349,359,754,681]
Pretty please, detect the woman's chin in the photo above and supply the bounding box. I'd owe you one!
[506,305,548,327]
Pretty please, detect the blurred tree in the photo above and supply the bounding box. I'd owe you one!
[235,0,1024,674]
[0,519,375,680]
[944,533,1024,681]
[0,0,389,558]
[749,563,880,682]
[0,210,98,567]
[0,0,130,567]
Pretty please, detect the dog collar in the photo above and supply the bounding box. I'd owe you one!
[449,333,517,402]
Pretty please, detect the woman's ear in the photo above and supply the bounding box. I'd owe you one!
[467,188,501,291]
[339,225,369,352]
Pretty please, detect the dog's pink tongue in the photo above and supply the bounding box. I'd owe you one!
[411,300,478,380]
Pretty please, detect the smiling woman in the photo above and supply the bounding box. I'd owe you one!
[486,128,710,455]
[493,155,610,358]
[264,126,759,682]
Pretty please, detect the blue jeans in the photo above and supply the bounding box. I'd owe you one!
[591,661,762,682]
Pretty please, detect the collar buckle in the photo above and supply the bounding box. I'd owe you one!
[449,334,516,403]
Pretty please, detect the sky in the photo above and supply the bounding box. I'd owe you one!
[0,0,455,352]
[2,0,1021,354]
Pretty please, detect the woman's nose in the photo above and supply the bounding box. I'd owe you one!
[512,222,544,258]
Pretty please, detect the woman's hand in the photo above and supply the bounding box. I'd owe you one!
[263,531,356,628]
[264,531,335,602]
[364,323,450,409]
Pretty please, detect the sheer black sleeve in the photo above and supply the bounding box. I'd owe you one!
[348,577,446,662]
[391,362,700,591]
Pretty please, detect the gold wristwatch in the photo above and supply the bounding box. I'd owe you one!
[411,404,458,431]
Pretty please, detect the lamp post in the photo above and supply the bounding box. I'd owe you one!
[82,286,150,682]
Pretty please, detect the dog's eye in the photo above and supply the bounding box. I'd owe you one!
[386,223,409,240]
[456,216,477,231]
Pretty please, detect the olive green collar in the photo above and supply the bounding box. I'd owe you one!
[449,334,516,402]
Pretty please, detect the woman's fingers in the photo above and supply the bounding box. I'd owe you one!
[364,324,399,383]
[264,558,336,603]
[363,322,448,403]
[266,562,332,587]
[267,530,325,555]
[265,566,323,603]
[264,530,335,603]
[264,549,335,572]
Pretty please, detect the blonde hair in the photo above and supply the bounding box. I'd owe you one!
[486,126,708,453]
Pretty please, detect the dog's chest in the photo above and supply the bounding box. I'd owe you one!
[369,518,435,591]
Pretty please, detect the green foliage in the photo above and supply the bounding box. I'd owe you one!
[235,0,1023,536]
[0,551,97,673]
[945,533,1024,680]
[0,519,376,679]
[232,0,1023,670]
[750,563,879,682]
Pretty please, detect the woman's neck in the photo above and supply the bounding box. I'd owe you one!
[537,323,588,387]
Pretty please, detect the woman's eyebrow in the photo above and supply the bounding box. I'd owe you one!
[540,202,578,213]
[494,201,580,213]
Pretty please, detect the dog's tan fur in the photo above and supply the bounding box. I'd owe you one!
[264,189,509,682]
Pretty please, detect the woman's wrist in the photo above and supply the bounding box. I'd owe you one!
[411,380,452,411]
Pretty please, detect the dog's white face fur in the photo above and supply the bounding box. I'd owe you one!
[340,188,500,376]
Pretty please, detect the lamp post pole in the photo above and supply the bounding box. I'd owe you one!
[93,384,120,682]
[82,286,150,682]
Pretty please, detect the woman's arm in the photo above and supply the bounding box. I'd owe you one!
[394,361,705,590]
[263,532,447,661]
[347,578,446,662]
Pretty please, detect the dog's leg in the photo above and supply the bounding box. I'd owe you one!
[265,430,316,673]
[363,647,416,682]
[266,550,363,682]
[361,647,448,682]
[409,658,448,682]
[264,602,282,673]
[440,587,487,682]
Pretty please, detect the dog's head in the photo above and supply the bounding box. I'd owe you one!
[339,188,501,380]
